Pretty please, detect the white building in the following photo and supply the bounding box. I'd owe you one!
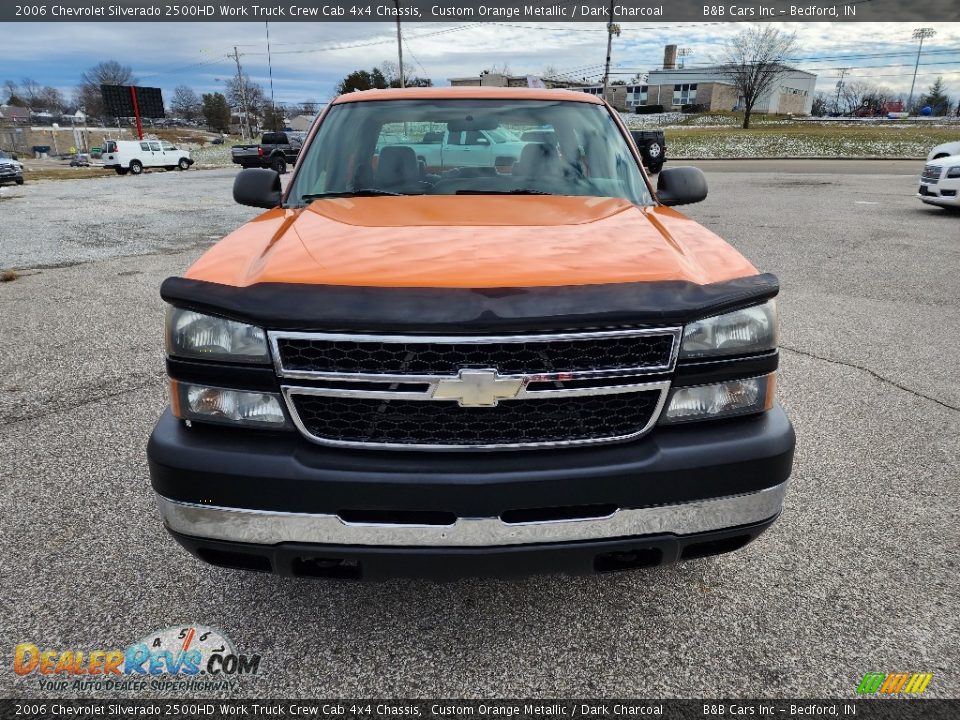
[580,45,816,114]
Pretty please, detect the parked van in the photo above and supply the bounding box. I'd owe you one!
[102,139,194,175]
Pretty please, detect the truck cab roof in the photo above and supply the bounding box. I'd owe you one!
[332,86,606,105]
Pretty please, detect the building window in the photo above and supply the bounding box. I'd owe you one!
[673,83,697,105]
[625,85,648,108]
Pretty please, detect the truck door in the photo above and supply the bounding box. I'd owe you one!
[148,141,165,166]
[161,141,179,164]
[442,130,492,169]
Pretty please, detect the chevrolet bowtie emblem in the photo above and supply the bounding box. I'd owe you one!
[432,369,524,407]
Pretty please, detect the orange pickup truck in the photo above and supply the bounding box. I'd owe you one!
[150,87,794,579]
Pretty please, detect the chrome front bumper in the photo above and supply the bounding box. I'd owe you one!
[156,481,787,548]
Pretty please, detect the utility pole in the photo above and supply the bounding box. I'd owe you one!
[232,46,250,141]
[601,0,615,100]
[394,0,405,87]
[907,27,935,113]
[834,67,849,114]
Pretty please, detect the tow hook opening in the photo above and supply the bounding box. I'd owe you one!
[292,557,362,580]
[195,547,272,573]
[593,548,662,573]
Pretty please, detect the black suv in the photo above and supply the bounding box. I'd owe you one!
[630,130,667,174]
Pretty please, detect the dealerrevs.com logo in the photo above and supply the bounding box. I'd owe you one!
[13,625,261,692]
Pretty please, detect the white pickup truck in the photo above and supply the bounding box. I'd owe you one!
[384,127,530,171]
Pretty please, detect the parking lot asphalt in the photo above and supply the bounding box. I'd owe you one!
[1,163,957,699]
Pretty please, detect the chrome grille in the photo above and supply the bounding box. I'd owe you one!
[289,390,664,448]
[921,165,942,184]
[270,328,679,450]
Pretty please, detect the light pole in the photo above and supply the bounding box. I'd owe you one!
[266,22,275,107]
[907,27,935,113]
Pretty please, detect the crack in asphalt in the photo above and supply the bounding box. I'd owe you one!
[780,344,960,413]
[0,375,166,427]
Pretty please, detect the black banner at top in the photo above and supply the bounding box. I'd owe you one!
[4,0,960,22]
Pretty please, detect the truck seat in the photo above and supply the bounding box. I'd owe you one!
[376,146,420,188]
[513,143,562,177]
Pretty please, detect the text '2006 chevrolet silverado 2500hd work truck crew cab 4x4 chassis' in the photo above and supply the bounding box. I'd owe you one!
[149,87,795,580]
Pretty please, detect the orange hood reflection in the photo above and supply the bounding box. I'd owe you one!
[185,195,757,289]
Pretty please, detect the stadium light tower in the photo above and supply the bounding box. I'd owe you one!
[907,27,936,113]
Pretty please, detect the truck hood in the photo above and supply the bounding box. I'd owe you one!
[185,195,757,288]
[928,153,960,168]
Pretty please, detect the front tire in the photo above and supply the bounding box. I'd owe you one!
[129,160,143,175]
[271,156,287,174]
[15,177,24,185]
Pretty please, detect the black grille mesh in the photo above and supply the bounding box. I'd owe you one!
[291,391,661,446]
[277,334,675,375]
[921,165,941,184]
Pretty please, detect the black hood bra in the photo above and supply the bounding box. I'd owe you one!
[160,273,779,333]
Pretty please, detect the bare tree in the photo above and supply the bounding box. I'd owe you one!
[170,85,202,121]
[811,91,830,117]
[20,77,43,107]
[3,79,19,103]
[840,80,871,115]
[13,78,64,112]
[379,60,431,88]
[75,60,137,118]
[717,26,798,128]
[37,86,65,112]
[225,74,264,126]
[861,85,893,116]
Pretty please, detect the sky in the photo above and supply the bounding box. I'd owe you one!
[1,21,959,109]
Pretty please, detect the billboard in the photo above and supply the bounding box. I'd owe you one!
[100,85,165,118]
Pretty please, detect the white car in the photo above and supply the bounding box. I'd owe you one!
[101,139,193,175]
[927,141,960,161]
[918,154,960,210]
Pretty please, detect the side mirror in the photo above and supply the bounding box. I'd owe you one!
[10,153,18,161]
[233,168,282,209]
[656,166,708,206]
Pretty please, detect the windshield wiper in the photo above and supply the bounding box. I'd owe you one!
[301,189,413,201]
[454,189,554,195]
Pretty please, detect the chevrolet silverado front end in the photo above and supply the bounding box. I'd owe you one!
[148,87,795,579]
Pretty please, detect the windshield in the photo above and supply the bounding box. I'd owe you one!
[288,99,651,206]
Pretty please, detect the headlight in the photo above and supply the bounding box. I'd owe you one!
[947,166,960,179]
[660,374,776,424]
[680,299,778,359]
[170,381,289,428]
[165,307,269,363]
